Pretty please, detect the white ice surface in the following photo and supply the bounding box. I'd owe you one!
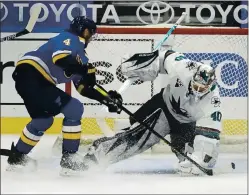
[1,135,248,194]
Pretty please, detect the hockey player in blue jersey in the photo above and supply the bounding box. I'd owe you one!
[6,16,123,175]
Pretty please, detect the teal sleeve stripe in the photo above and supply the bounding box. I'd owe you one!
[195,126,220,140]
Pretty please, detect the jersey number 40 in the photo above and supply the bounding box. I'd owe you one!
[211,111,222,122]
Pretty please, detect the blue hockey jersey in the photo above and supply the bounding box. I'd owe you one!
[16,31,88,84]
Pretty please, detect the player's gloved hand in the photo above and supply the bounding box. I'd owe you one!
[106,90,123,114]
[81,63,96,87]
[177,152,213,176]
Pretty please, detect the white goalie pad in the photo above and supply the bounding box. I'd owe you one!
[121,50,160,81]
[193,135,219,167]
[177,135,220,175]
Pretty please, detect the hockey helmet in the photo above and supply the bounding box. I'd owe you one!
[70,16,97,37]
[191,64,217,101]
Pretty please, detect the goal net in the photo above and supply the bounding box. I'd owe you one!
[66,26,248,153]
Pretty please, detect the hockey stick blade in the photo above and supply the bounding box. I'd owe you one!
[25,4,42,32]
[94,85,213,176]
[0,4,41,42]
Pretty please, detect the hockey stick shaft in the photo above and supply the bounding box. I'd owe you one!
[153,12,187,50]
[1,30,28,42]
[0,149,11,156]
[94,85,213,176]
[1,4,41,42]
[116,12,187,95]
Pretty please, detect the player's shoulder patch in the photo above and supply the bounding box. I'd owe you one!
[175,78,183,87]
[209,86,221,107]
[185,61,198,70]
[211,96,221,107]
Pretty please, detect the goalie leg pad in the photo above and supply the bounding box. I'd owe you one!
[84,108,170,168]
[170,122,196,162]
[177,135,219,175]
[193,135,219,169]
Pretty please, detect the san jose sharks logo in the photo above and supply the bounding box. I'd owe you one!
[211,96,221,107]
[186,61,197,71]
[170,96,189,117]
[175,78,183,87]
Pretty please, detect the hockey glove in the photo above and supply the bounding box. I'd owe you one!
[80,63,96,87]
[104,90,123,114]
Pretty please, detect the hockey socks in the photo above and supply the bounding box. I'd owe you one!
[62,125,82,153]
[15,118,53,154]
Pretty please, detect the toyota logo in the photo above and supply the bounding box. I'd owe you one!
[0,3,8,22]
[136,1,174,24]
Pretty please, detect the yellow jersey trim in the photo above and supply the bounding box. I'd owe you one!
[78,36,86,44]
[52,53,70,64]
[16,59,56,85]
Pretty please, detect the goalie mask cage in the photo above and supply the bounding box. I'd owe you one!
[65,26,248,153]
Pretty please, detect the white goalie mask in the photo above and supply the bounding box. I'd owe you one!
[191,64,217,101]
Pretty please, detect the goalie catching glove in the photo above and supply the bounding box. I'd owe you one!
[121,50,159,81]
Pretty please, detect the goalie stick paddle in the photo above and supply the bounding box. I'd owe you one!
[94,85,213,176]
[0,4,42,42]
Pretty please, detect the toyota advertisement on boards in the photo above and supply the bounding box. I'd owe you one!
[0,1,248,32]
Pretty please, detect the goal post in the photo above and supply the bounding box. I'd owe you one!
[65,26,248,153]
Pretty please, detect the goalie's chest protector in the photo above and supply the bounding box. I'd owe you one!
[163,76,206,123]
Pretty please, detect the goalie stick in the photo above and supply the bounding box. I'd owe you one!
[97,12,187,136]
[94,84,214,176]
[1,4,42,42]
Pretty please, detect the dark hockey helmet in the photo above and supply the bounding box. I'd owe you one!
[70,16,97,37]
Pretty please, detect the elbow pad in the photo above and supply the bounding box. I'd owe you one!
[54,55,87,75]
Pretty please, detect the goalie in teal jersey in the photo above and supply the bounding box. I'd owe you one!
[6,16,123,176]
